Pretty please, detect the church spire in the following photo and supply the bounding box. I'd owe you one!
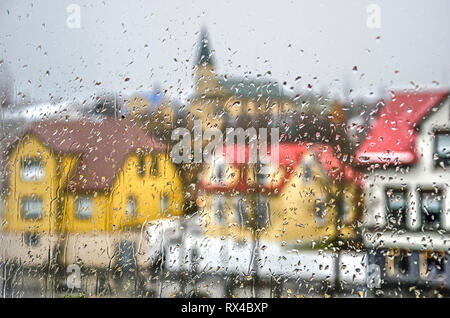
[196,28,214,66]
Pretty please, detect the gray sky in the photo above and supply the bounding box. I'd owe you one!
[0,0,449,105]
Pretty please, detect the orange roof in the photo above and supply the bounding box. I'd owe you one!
[27,119,164,191]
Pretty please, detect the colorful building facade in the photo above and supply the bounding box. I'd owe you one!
[197,143,364,246]
[1,119,183,269]
[356,91,450,289]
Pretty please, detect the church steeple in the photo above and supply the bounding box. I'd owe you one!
[196,28,214,66]
[194,27,221,98]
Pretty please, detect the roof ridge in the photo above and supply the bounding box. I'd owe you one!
[25,118,165,191]
[355,90,449,166]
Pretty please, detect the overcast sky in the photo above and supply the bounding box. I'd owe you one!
[0,0,449,105]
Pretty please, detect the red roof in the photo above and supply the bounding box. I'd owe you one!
[355,91,448,166]
[27,119,164,191]
[199,143,363,193]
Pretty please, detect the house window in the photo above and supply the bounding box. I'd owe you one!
[303,164,312,183]
[24,232,40,247]
[137,154,146,177]
[255,163,270,186]
[212,157,225,184]
[75,196,93,219]
[234,196,249,227]
[150,157,159,176]
[117,240,136,271]
[255,195,270,229]
[21,197,43,220]
[314,198,328,227]
[420,189,443,231]
[420,251,446,280]
[337,195,352,225]
[125,196,137,218]
[385,188,407,229]
[386,249,410,278]
[213,195,225,224]
[434,131,450,167]
[160,194,169,213]
[21,158,44,181]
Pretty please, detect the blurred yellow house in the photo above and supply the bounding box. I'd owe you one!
[1,119,183,268]
[196,143,364,247]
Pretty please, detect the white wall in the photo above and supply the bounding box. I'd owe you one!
[363,97,450,249]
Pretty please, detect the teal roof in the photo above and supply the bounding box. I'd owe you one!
[218,77,284,99]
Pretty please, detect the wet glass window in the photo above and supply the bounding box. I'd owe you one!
[21,158,44,181]
[75,196,93,219]
[234,196,249,227]
[212,158,225,184]
[125,196,137,218]
[213,195,225,224]
[21,197,43,220]
[117,241,137,272]
[24,232,40,247]
[137,154,146,177]
[255,163,270,185]
[160,194,169,213]
[255,196,270,229]
[420,190,443,231]
[314,199,328,227]
[420,251,447,280]
[303,164,312,183]
[427,252,446,277]
[337,195,352,225]
[434,131,450,167]
[150,157,159,176]
[386,249,410,277]
[385,188,407,229]
[0,0,449,300]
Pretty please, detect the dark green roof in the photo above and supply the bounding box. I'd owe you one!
[196,29,214,66]
[218,77,284,99]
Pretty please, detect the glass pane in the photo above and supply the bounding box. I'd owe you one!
[235,196,249,227]
[0,0,448,300]
[125,197,137,218]
[21,197,43,220]
[420,190,443,230]
[75,196,93,219]
[386,189,407,228]
[435,132,450,166]
[213,195,225,224]
[21,159,44,181]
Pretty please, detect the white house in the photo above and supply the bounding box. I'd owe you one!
[355,90,450,290]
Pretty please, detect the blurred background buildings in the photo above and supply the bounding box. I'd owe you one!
[0,1,449,298]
